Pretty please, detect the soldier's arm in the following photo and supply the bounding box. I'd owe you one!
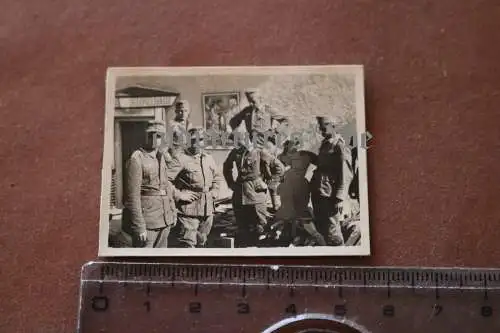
[334,143,353,201]
[124,153,146,235]
[168,179,182,202]
[258,150,273,182]
[299,150,318,165]
[163,149,183,182]
[228,107,248,130]
[209,155,223,200]
[222,149,237,190]
[269,153,285,177]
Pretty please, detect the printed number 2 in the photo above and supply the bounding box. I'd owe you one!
[189,302,202,314]
[237,303,250,314]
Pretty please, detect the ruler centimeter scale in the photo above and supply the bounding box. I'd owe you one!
[78,262,500,332]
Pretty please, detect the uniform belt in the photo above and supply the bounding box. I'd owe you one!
[141,189,168,196]
[188,188,211,193]
[177,185,211,193]
[237,175,258,182]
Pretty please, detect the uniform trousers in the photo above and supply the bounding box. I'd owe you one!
[233,203,268,248]
[132,226,171,248]
[171,214,214,248]
[268,188,281,212]
[311,195,345,246]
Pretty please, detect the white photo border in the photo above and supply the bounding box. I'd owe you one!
[98,65,370,257]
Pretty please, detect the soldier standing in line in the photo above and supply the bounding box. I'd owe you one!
[263,114,289,213]
[229,89,272,138]
[163,100,194,181]
[121,120,199,248]
[223,130,284,247]
[310,116,354,246]
[168,128,224,248]
[169,100,193,132]
[165,100,192,156]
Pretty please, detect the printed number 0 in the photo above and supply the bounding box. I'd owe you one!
[481,306,493,317]
[91,296,109,312]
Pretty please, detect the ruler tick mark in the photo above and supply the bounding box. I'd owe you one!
[434,275,440,300]
[242,276,247,298]
[484,278,489,300]
[338,273,344,299]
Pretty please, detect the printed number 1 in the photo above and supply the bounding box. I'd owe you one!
[433,304,442,316]
[285,304,297,315]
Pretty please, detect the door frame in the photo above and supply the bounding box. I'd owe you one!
[113,108,166,209]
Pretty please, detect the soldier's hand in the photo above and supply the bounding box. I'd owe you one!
[179,190,200,202]
[138,231,147,242]
[134,231,147,247]
[210,190,219,200]
[334,200,344,216]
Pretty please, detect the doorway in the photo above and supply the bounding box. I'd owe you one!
[120,121,149,201]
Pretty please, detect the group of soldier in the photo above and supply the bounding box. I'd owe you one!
[121,89,358,248]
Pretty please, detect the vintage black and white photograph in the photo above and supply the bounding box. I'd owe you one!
[99,66,370,256]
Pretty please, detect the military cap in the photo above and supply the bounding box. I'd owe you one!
[271,114,288,122]
[146,120,166,133]
[188,127,205,140]
[316,116,336,126]
[244,88,260,99]
[175,100,190,110]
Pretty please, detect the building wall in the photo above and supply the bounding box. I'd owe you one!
[115,75,358,201]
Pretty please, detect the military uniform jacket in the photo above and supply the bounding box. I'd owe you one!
[223,146,283,205]
[165,119,192,148]
[310,135,353,201]
[229,105,271,133]
[260,148,285,191]
[122,149,178,236]
[168,150,223,217]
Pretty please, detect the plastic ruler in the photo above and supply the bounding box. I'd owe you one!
[77,262,500,332]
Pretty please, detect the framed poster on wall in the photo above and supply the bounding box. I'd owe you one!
[202,92,240,148]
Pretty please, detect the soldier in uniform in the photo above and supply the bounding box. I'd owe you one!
[310,116,354,246]
[165,100,192,159]
[223,130,284,247]
[263,114,289,212]
[122,120,199,248]
[268,114,290,150]
[163,100,194,180]
[229,89,272,139]
[168,128,224,248]
[169,100,192,132]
